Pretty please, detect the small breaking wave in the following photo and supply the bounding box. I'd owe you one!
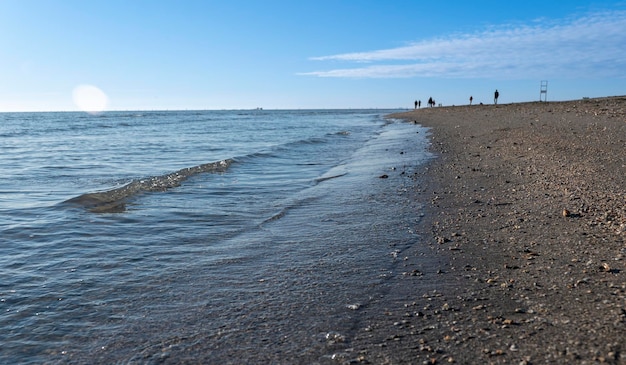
[314,173,347,184]
[259,196,320,226]
[64,159,233,213]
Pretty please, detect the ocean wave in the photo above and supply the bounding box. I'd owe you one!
[233,134,332,163]
[314,173,347,184]
[63,159,233,213]
[259,196,320,226]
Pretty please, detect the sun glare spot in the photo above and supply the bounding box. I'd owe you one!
[72,85,109,114]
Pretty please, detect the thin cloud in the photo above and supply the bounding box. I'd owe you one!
[301,10,626,79]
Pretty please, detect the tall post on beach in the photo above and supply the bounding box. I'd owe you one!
[540,80,548,102]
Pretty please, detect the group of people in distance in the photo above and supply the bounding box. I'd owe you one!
[414,89,499,109]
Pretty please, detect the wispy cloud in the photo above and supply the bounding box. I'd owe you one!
[301,10,626,79]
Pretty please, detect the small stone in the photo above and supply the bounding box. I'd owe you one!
[436,236,449,244]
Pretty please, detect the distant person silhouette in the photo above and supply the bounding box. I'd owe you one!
[415,100,418,109]
[469,96,473,105]
[428,97,433,107]
[494,89,499,104]
[418,100,421,108]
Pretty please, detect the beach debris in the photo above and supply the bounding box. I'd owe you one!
[379,174,389,179]
[599,262,616,273]
[404,269,423,277]
[483,348,505,357]
[574,277,590,287]
[323,331,345,344]
[346,303,361,310]
[329,352,354,362]
[522,249,539,260]
[486,276,499,284]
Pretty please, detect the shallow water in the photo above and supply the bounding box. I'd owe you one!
[0,109,431,363]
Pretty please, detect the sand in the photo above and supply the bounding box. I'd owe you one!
[347,97,626,364]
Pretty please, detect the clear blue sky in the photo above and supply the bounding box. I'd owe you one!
[1,0,625,111]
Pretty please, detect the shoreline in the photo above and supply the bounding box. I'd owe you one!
[350,97,626,364]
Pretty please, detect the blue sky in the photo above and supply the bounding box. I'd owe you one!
[1,0,625,111]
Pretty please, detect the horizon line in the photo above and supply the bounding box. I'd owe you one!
[1,95,624,114]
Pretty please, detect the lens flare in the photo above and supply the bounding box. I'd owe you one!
[72,85,109,114]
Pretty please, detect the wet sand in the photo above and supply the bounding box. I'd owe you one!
[350,97,626,364]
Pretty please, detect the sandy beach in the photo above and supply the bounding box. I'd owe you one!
[348,97,626,364]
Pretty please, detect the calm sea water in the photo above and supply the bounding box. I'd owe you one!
[0,109,432,364]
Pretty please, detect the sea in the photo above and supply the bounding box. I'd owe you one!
[0,109,433,364]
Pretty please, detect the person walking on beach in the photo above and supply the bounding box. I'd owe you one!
[469,96,473,105]
[428,97,433,107]
[414,100,418,109]
[494,89,499,104]
[418,100,421,108]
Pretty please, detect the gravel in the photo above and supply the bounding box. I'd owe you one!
[348,97,626,364]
